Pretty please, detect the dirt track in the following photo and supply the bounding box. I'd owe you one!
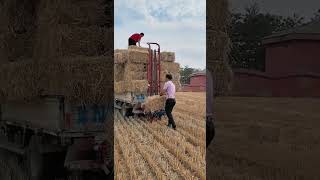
[207,97,320,180]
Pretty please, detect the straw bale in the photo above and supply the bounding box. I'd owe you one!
[125,80,148,93]
[114,49,128,54]
[143,95,166,112]
[115,48,149,64]
[0,3,9,33]
[34,25,109,60]
[207,30,230,62]
[207,0,230,31]
[127,50,149,64]
[208,61,233,95]
[114,80,148,94]
[206,0,233,95]
[114,63,147,81]
[0,0,38,63]
[0,35,9,64]
[124,63,147,72]
[124,71,147,81]
[160,52,175,62]
[0,56,114,105]
[114,81,125,94]
[128,46,149,52]
[160,61,180,81]
[36,0,107,26]
[160,61,180,73]
[0,60,41,103]
[2,32,34,62]
[114,51,128,64]
[114,63,125,82]
[33,0,111,60]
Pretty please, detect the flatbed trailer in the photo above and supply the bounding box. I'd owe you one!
[0,95,113,180]
[115,43,161,116]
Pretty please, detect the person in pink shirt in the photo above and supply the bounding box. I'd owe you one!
[160,74,176,130]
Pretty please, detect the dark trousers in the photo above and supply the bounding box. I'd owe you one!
[128,38,136,46]
[206,116,215,148]
[165,98,176,127]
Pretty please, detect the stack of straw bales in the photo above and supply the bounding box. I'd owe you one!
[160,52,181,91]
[114,46,149,94]
[0,0,38,63]
[34,0,111,60]
[0,56,113,105]
[207,0,233,95]
[0,0,114,105]
[114,47,182,94]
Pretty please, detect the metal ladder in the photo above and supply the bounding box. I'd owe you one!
[147,43,161,96]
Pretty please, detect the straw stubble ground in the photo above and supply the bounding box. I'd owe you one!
[207,97,320,180]
[115,92,206,180]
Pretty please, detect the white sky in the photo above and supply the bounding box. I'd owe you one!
[114,0,206,69]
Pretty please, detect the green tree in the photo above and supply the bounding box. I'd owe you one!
[229,2,305,71]
[180,66,197,84]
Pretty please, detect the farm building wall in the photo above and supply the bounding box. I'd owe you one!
[232,39,320,97]
[265,40,320,76]
[232,70,320,97]
[182,75,206,92]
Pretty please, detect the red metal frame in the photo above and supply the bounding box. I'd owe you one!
[147,43,161,95]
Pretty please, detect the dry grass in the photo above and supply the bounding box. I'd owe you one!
[207,97,320,179]
[115,92,206,179]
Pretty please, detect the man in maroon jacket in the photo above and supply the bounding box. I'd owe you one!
[128,32,144,47]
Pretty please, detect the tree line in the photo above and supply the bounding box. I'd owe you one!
[229,2,320,71]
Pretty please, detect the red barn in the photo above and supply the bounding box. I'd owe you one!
[182,71,206,92]
[233,22,320,97]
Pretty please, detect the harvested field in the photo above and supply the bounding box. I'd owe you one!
[115,92,206,179]
[207,97,320,180]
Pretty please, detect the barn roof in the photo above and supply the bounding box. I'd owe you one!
[191,70,206,77]
[262,21,320,45]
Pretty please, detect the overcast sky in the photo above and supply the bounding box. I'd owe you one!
[230,0,320,18]
[114,0,206,69]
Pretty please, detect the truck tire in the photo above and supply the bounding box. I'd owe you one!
[26,136,44,180]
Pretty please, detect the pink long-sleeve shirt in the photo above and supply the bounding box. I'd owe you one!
[163,80,176,99]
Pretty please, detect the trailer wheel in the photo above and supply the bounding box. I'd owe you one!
[26,136,44,180]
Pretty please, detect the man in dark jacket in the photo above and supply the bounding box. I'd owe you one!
[128,32,144,47]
